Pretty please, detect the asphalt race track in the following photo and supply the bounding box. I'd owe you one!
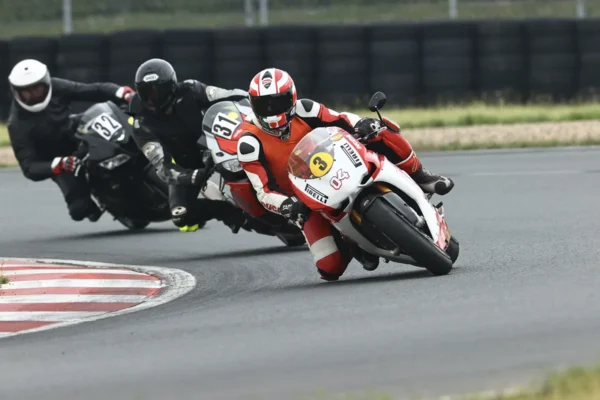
[1,146,600,400]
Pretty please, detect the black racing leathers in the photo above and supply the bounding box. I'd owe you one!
[8,77,125,181]
[129,79,249,229]
[129,79,248,183]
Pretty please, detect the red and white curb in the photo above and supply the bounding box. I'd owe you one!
[0,257,196,338]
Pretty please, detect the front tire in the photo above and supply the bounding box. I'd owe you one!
[363,194,453,276]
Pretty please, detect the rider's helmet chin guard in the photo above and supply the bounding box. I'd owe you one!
[248,67,297,140]
[8,59,52,113]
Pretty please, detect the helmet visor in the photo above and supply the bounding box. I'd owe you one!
[137,81,175,112]
[250,91,294,118]
[14,82,50,106]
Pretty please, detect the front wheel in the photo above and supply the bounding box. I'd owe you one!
[363,195,453,276]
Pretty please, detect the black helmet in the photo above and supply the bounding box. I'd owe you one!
[134,58,177,113]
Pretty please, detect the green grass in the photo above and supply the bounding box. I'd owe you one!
[1,102,599,165]
[1,125,9,147]
[0,276,8,285]
[297,363,600,400]
[356,102,600,130]
[0,1,598,39]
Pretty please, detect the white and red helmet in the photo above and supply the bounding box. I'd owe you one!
[248,68,297,139]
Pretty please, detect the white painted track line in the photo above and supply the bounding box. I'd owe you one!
[1,269,152,276]
[0,311,110,322]
[0,295,148,303]
[5,279,162,289]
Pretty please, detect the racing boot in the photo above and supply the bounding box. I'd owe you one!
[409,164,454,196]
[86,204,103,222]
[69,197,102,222]
[189,198,247,233]
[362,126,454,196]
[215,203,249,234]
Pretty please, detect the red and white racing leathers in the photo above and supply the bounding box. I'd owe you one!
[236,98,421,280]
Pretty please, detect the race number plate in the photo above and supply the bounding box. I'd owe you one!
[91,113,123,141]
[211,112,240,139]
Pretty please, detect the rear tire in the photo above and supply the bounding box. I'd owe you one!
[363,195,453,276]
[446,236,460,263]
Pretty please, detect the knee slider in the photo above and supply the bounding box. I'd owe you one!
[317,268,340,281]
[68,198,92,221]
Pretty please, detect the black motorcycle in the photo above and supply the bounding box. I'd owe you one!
[72,101,171,230]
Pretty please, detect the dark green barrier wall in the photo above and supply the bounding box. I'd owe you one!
[1,18,599,120]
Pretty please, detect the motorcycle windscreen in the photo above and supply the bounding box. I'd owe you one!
[287,128,337,179]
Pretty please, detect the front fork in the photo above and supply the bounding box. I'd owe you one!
[350,182,393,225]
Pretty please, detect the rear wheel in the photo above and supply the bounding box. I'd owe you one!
[446,236,460,263]
[363,194,453,276]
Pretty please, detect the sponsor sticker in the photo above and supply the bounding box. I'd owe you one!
[331,132,344,141]
[309,151,334,178]
[340,142,363,168]
[304,184,329,204]
[143,73,159,82]
[329,168,350,190]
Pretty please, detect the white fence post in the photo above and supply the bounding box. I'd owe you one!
[259,0,269,25]
[62,0,73,34]
[244,0,255,26]
[576,0,587,18]
[449,0,458,19]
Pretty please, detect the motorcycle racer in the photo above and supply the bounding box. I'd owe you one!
[128,58,250,232]
[7,58,135,222]
[236,67,454,281]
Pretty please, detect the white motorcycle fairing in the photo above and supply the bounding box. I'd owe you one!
[288,128,450,267]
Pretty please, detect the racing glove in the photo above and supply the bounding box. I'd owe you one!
[353,117,386,142]
[51,156,80,175]
[280,197,311,227]
[115,86,135,102]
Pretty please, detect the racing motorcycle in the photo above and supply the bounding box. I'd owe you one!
[198,100,306,247]
[286,91,459,275]
[72,100,172,230]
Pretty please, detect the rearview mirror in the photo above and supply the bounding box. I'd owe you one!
[368,92,387,112]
